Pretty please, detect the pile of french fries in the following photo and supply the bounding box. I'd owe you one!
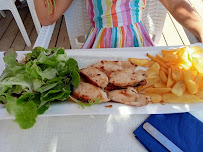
[129,46,203,103]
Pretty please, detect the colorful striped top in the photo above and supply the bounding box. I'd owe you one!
[82,0,154,49]
[86,0,145,28]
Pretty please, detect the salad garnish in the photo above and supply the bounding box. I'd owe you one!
[0,47,80,129]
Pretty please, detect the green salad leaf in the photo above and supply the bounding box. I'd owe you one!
[1,49,25,80]
[69,96,100,109]
[6,94,38,129]
[0,47,80,129]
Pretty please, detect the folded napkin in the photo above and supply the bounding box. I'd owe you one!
[133,113,203,152]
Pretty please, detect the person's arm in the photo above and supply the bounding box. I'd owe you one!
[34,0,73,25]
[160,0,203,43]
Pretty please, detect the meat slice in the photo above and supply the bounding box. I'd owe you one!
[73,82,110,103]
[109,69,147,87]
[80,67,108,89]
[92,60,137,76]
[108,87,150,106]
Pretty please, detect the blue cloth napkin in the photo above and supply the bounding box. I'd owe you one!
[133,113,203,152]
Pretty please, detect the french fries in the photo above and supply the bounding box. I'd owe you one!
[159,69,168,84]
[154,81,167,88]
[171,65,182,81]
[129,46,203,104]
[147,53,169,69]
[194,74,203,88]
[156,54,168,63]
[171,81,186,96]
[128,58,149,66]
[145,88,171,94]
[164,54,178,63]
[183,70,199,94]
[143,60,155,67]
[143,93,162,103]
[163,93,203,103]
[195,89,203,99]
[146,62,160,79]
[167,68,175,88]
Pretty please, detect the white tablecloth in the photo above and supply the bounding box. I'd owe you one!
[0,112,202,152]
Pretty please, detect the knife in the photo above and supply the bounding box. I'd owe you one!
[143,122,183,152]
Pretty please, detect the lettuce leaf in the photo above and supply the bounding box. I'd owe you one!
[69,96,100,109]
[0,47,80,129]
[1,49,25,80]
[6,94,38,129]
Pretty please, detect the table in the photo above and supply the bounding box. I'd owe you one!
[0,112,202,152]
[0,45,203,152]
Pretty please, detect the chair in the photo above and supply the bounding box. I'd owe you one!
[0,10,6,17]
[0,0,31,46]
[34,0,167,49]
[0,0,42,35]
[26,0,41,34]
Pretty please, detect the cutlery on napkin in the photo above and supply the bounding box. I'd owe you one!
[143,122,183,152]
[133,113,203,152]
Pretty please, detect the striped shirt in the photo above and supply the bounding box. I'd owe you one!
[86,0,145,28]
[82,0,154,49]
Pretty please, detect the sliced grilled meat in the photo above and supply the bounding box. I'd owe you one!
[108,87,150,106]
[109,69,147,87]
[80,67,108,89]
[73,82,110,103]
[92,60,137,76]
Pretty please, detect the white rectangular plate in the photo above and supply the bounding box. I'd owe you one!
[0,43,203,119]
